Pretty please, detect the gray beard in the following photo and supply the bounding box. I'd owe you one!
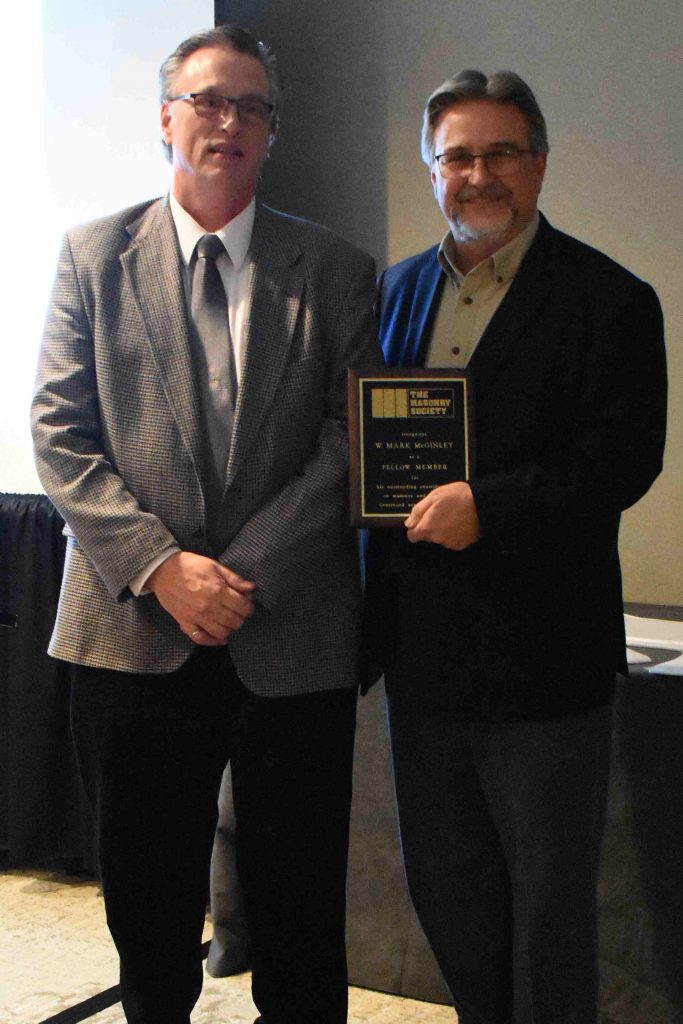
[450,209,515,245]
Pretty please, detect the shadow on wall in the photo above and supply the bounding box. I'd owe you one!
[217,0,389,268]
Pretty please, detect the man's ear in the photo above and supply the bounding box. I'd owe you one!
[160,101,172,143]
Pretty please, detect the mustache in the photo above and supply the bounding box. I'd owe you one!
[456,183,511,202]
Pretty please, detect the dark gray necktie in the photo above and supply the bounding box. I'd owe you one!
[191,234,238,482]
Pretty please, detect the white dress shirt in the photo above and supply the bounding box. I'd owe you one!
[129,194,256,596]
[170,192,254,383]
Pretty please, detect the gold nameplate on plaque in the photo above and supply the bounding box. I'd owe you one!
[348,368,475,528]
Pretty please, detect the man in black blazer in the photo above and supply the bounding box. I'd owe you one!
[364,70,667,1024]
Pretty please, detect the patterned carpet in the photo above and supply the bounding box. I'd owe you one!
[0,870,456,1024]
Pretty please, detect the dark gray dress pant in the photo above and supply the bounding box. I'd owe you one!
[387,687,612,1024]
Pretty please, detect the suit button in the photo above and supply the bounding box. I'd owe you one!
[451,346,461,355]
[463,296,473,305]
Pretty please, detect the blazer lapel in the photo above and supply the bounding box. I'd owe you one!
[408,252,444,366]
[120,198,205,483]
[469,216,556,392]
[225,205,304,487]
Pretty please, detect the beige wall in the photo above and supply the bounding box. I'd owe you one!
[252,0,682,606]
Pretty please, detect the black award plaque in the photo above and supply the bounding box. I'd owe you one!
[348,368,474,527]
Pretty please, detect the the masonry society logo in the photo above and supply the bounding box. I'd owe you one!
[371,387,455,418]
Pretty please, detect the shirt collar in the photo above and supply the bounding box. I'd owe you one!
[169,192,256,270]
[438,210,540,286]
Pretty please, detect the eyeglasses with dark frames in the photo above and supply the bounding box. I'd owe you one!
[166,92,274,126]
[434,146,532,178]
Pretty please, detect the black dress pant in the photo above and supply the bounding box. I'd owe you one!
[71,647,356,1024]
[387,686,612,1024]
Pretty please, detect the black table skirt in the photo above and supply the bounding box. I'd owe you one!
[0,493,93,872]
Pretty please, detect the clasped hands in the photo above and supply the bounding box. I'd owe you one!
[147,551,255,646]
[404,481,480,550]
[146,483,478,642]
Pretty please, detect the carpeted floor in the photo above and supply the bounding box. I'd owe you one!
[0,869,456,1024]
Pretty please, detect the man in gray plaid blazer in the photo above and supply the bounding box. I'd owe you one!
[31,25,380,1024]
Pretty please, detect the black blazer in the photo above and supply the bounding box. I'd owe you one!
[363,215,667,720]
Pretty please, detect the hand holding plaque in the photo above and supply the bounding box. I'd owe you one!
[348,368,475,527]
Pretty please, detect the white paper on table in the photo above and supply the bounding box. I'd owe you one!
[626,647,652,665]
[624,614,683,676]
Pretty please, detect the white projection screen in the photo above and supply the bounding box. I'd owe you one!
[2,1,213,493]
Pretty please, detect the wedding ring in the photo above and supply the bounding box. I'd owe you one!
[190,629,201,640]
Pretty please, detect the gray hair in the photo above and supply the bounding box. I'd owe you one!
[421,69,549,165]
[159,24,280,161]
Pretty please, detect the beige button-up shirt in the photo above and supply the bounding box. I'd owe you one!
[426,213,540,369]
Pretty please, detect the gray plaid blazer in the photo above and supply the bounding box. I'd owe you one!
[31,197,381,695]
